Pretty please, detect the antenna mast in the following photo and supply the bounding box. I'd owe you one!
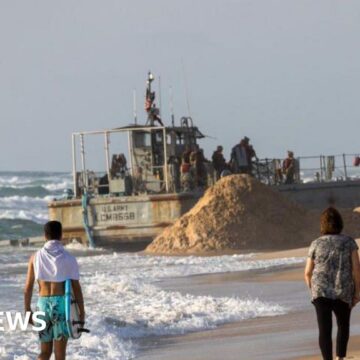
[133,89,137,124]
[169,86,175,127]
[181,59,192,117]
[158,76,162,118]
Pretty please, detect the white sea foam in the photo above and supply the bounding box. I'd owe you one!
[0,210,48,224]
[0,247,39,269]
[0,176,38,188]
[65,240,90,251]
[84,274,287,338]
[0,182,71,191]
[0,250,304,359]
[0,173,71,227]
[77,252,305,280]
[0,195,53,208]
[42,181,72,191]
[0,196,51,224]
[1,277,281,359]
[0,176,21,186]
[0,173,72,192]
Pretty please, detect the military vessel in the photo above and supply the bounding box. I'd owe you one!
[48,72,360,249]
[48,72,215,248]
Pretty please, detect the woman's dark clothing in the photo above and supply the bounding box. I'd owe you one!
[313,297,351,360]
[308,234,358,359]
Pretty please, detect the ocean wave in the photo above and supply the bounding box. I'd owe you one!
[78,253,305,280]
[0,251,298,359]
[0,219,43,241]
[86,275,286,338]
[0,172,69,242]
[42,181,72,191]
[68,254,300,358]
[0,196,50,226]
[0,196,52,224]
[0,181,72,196]
[0,186,52,198]
[0,210,48,224]
[0,173,72,198]
[0,195,53,207]
[0,291,284,359]
[0,191,54,238]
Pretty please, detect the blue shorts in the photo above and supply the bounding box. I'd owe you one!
[37,296,69,342]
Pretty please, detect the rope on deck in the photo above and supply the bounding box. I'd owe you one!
[81,191,96,248]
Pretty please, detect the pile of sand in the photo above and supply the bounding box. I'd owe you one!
[146,175,319,254]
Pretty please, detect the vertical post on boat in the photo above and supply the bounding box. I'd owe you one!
[182,59,192,117]
[163,126,169,192]
[265,158,270,185]
[323,155,327,181]
[104,131,111,180]
[79,134,88,190]
[71,133,77,197]
[170,86,175,127]
[255,158,261,182]
[127,130,134,177]
[343,153,348,180]
[133,89,137,125]
[319,155,323,182]
[158,76,162,118]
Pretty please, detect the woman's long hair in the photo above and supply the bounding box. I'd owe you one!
[320,207,343,235]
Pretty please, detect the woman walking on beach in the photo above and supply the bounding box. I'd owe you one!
[305,207,360,360]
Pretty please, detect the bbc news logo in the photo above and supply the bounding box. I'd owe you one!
[0,312,46,332]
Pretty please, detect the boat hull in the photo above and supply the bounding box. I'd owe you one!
[278,179,360,209]
[48,192,201,249]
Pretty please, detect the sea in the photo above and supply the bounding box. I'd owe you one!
[0,171,73,241]
[0,171,306,359]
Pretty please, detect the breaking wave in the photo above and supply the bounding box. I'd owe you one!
[0,251,303,359]
[0,172,71,241]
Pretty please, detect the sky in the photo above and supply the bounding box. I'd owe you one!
[0,0,359,171]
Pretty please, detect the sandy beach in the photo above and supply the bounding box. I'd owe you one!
[135,243,360,360]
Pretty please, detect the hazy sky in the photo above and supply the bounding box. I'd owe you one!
[1,0,359,171]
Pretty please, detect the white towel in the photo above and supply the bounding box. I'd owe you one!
[34,240,80,282]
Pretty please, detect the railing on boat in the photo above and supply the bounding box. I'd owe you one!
[68,125,360,199]
[254,153,360,186]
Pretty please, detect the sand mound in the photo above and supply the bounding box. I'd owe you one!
[146,175,317,254]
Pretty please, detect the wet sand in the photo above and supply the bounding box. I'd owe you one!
[137,244,360,360]
[296,336,360,359]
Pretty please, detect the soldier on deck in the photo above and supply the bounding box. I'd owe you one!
[283,150,296,184]
[230,137,257,175]
[212,146,226,180]
[110,154,127,178]
[189,149,207,188]
[180,146,194,191]
[145,71,164,126]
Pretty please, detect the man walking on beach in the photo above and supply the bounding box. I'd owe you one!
[24,221,85,360]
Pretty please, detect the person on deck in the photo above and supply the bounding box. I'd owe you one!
[212,146,226,180]
[283,150,296,184]
[230,137,257,175]
[180,146,194,191]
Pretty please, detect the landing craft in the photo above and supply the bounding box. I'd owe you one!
[48,72,215,249]
[48,72,360,249]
